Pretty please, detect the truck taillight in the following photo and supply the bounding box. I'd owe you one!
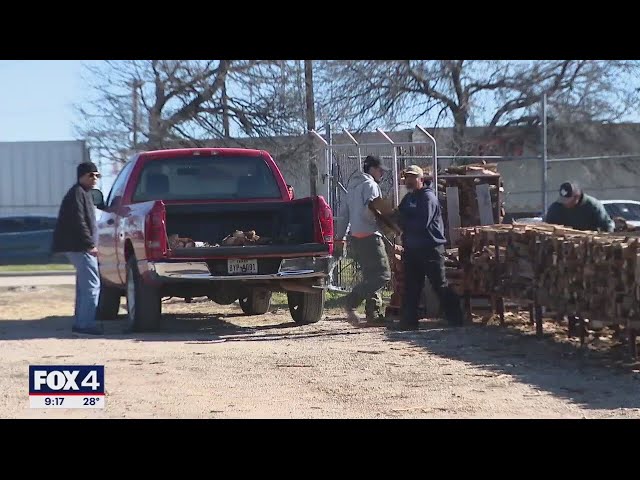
[145,202,167,260]
[314,196,334,255]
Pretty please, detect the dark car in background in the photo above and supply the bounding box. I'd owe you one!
[0,214,66,265]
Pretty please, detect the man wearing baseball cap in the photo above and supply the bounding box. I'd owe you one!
[388,165,463,330]
[52,161,103,336]
[334,155,392,325]
[544,181,614,232]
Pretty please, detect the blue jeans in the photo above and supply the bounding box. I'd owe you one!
[65,252,100,329]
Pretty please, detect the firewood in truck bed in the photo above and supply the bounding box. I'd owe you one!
[168,234,195,249]
[220,230,272,246]
[168,230,271,249]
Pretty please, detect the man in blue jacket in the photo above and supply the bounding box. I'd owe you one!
[388,165,463,330]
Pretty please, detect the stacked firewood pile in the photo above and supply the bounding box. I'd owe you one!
[443,248,465,295]
[421,163,505,228]
[385,244,405,316]
[455,222,640,323]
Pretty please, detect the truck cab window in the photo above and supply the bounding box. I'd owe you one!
[132,156,282,202]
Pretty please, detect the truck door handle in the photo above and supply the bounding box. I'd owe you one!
[107,219,115,225]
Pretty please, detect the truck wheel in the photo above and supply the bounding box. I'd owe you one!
[239,289,272,315]
[126,256,162,332]
[287,290,325,324]
[208,288,239,305]
[97,282,122,320]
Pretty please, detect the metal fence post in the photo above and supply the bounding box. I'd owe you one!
[343,129,361,171]
[416,125,438,197]
[541,94,548,216]
[377,128,399,206]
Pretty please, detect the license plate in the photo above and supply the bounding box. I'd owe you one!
[227,258,258,275]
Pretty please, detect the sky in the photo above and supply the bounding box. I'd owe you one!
[0,60,83,142]
[0,60,117,190]
[2,60,639,194]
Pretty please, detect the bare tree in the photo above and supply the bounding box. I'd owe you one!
[75,60,307,163]
[316,60,640,154]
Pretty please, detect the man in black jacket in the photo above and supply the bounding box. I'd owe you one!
[52,161,103,336]
[388,165,464,331]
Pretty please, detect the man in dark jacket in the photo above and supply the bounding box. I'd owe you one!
[52,161,103,336]
[545,182,614,232]
[388,165,463,330]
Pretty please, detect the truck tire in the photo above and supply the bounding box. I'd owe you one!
[239,289,272,315]
[97,282,122,320]
[287,290,325,325]
[125,256,162,332]
[208,288,239,305]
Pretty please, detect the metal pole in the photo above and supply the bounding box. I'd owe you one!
[377,128,399,206]
[542,94,548,215]
[324,123,332,201]
[310,129,328,145]
[343,129,362,171]
[304,60,317,197]
[415,125,438,196]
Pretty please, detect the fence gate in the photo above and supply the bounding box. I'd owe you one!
[312,128,437,293]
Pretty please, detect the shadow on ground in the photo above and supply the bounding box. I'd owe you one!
[383,317,640,411]
[0,308,367,343]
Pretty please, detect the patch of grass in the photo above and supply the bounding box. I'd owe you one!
[271,289,391,315]
[0,264,74,272]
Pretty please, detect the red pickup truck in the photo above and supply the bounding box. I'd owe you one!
[92,148,333,332]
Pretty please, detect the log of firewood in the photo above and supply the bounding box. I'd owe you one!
[455,222,640,322]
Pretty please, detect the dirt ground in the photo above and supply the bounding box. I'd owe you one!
[1,285,640,418]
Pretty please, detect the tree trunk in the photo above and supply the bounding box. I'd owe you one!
[147,106,163,150]
[222,78,230,138]
[452,108,470,163]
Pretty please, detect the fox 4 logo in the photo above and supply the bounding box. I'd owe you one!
[29,366,105,395]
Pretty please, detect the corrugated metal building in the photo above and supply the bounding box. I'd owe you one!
[0,140,90,216]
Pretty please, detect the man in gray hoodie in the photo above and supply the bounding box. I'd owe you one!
[334,155,392,324]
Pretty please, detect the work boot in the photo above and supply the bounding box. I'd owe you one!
[386,321,419,331]
[364,314,388,327]
[344,307,361,326]
[72,325,104,336]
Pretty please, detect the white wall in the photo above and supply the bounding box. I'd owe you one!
[498,157,640,214]
[0,141,87,216]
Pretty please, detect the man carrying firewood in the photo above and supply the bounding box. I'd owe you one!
[334,155,392,326]
[545,182,614,233]
[387,165,464,331]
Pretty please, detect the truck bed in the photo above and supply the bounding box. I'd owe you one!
[164,199,318,254]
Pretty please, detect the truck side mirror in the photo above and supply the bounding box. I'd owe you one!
[287,184,295,200]
[91,189,106,210]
